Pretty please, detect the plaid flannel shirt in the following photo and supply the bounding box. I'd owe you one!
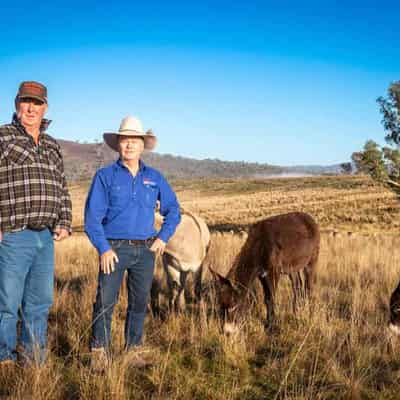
[0,114,72,233]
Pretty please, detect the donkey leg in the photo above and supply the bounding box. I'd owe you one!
[259,272,279,331]
[297,271,305,301]
[163,257,181,313]
[176,271,188,312]
[304,262,316,301]
[194,264,203,306]
[167,275,180,313]
[303,259,317,318]
[289,272,299,314]
[150,277,161,317]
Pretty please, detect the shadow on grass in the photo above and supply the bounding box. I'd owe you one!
[55,275,89,296]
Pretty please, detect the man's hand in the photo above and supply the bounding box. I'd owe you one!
[150,238,166,256]
[100,249,119,274]
[53,228,70,241]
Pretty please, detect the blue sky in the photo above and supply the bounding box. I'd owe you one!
[0,1,398,165]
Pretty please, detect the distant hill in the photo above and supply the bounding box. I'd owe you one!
[57,139,342,181]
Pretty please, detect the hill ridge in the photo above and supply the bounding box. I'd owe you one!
[57,139,342,181]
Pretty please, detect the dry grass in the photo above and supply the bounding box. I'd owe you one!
[2,176,400,399]
[174,176,400,233]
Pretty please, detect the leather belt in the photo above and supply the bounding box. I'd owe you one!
[109,237,156,247]
[8,226,47,233]
[27,226,48,232]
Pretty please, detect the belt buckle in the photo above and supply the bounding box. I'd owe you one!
[110,239,124,247]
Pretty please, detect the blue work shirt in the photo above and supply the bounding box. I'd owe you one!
[84,159,181,255]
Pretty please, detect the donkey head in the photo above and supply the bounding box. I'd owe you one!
[210,268,242,335]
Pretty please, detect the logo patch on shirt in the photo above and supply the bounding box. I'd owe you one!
[143,179,157,187]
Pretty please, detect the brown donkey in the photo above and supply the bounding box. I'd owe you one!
[212,212,320,334]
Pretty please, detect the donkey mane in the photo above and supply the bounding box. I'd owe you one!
[227,235,261,292]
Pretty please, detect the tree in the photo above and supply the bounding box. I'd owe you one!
[352,81,400,194]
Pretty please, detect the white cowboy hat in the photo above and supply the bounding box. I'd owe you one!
[103,116,157,152]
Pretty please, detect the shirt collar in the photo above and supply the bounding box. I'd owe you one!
[117,158,146,172]
[12,113,52,134]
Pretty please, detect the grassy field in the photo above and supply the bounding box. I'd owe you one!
[70,175,400,233]
[1,175,400,399]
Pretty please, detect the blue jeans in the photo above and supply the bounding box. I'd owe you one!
[91,242,155,350]
[0,228,54,363]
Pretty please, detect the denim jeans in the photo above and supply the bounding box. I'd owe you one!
[91,242,155,350]
[0,228,54,363]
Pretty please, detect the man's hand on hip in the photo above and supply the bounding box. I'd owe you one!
[100,249,119,274]
[150,238,166,256]
[53,228,70,241]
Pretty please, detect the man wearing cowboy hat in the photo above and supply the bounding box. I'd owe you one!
[85,116,181,369]
[0,81,72,366]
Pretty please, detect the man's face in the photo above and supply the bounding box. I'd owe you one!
[16,98,47,130]
[118,136,145,161]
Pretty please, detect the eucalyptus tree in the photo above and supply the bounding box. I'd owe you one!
[352,81,400,194]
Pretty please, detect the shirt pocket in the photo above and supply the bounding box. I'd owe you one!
[46,149,61,171]
[142,185,158,209]
[38,148,59,173]
[4,142,35,165]
[109,185,131,209]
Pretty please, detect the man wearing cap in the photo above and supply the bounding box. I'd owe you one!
[85,116,181,369]
[0,81,72,366]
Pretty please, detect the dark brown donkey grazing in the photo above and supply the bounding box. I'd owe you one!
[212,212,320,334]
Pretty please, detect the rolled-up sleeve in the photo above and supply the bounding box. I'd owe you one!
[157,175,181,243]
[84,171,111,255]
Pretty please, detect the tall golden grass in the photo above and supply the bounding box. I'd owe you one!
[1,230,400,399]
[2,175,400,399]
